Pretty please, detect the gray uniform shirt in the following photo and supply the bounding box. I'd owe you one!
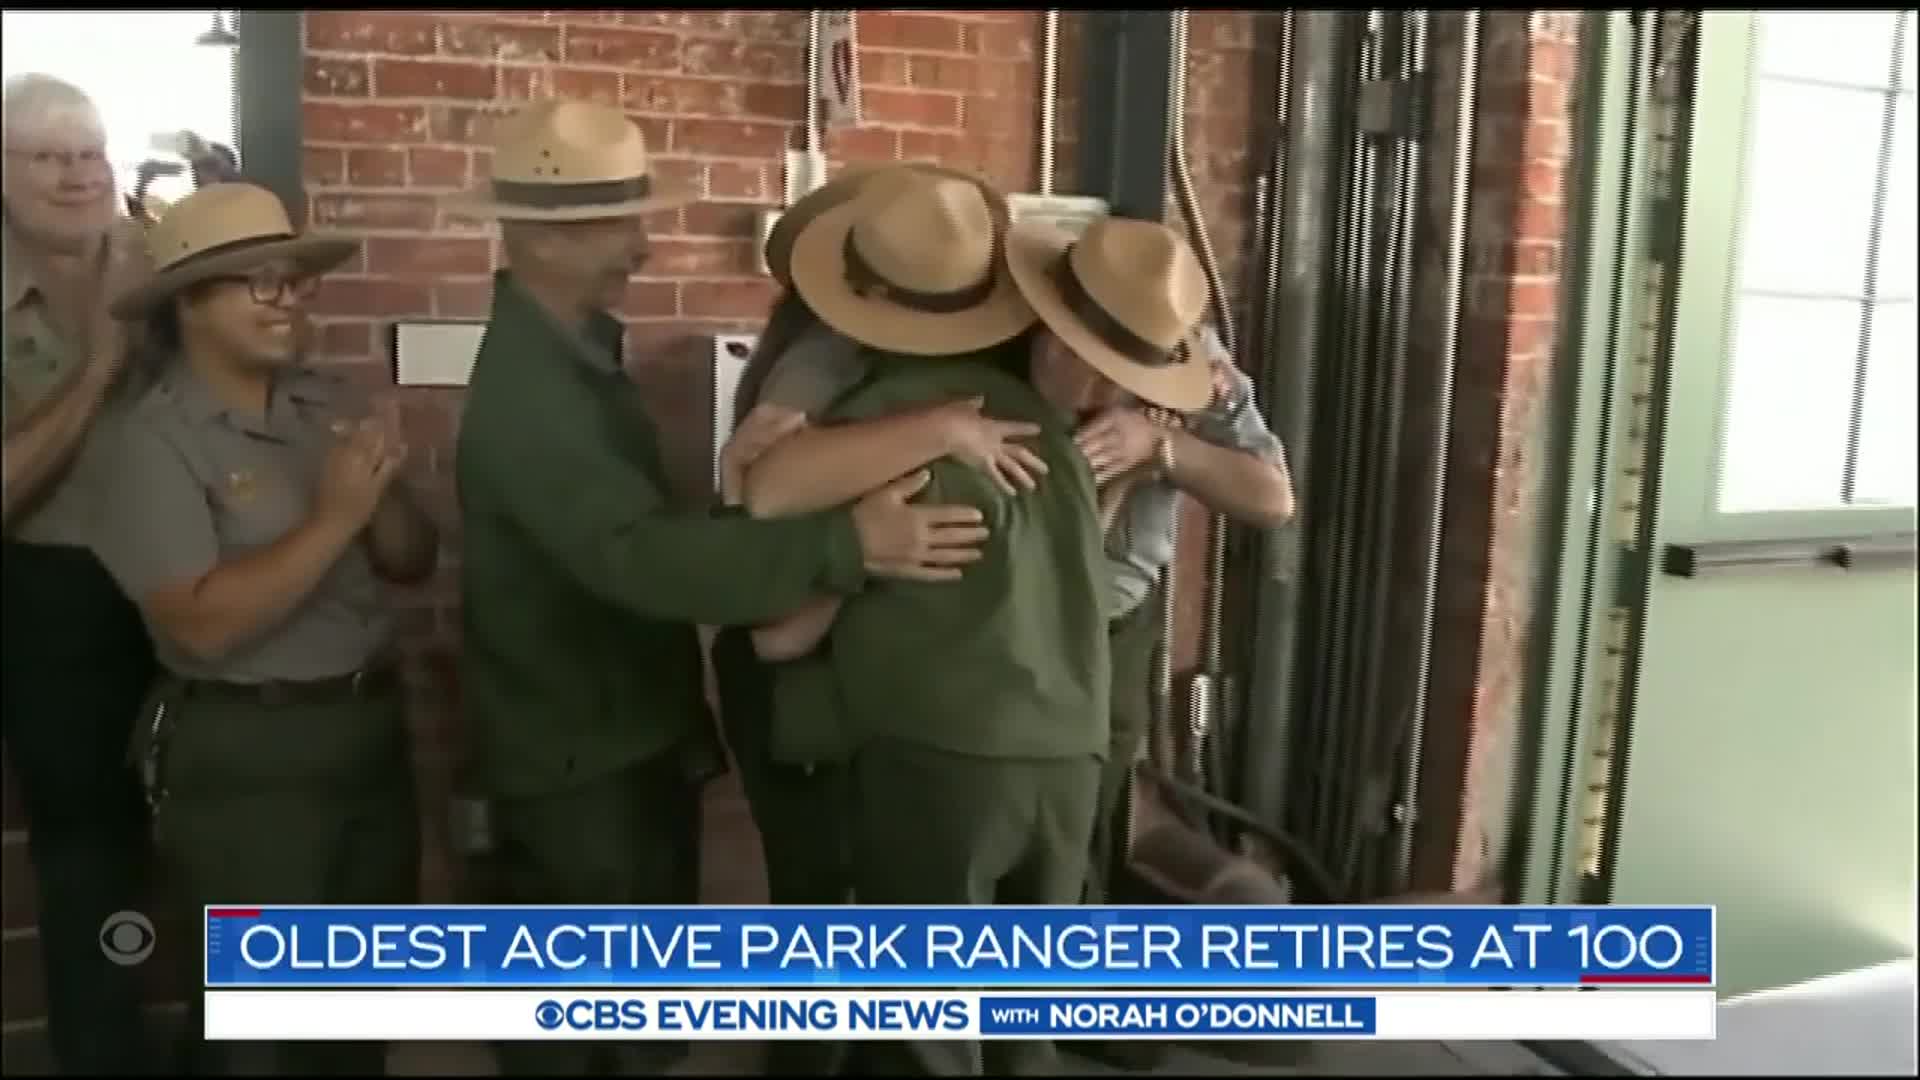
[91,364,394,682]
[1,218,148,549]
[755,324,1286,618]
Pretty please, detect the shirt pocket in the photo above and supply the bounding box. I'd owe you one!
[206,454,310,553]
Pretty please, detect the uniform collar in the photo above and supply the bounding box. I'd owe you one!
[161,361,326,442]
[492,270,626,376]
[1,218,40,313]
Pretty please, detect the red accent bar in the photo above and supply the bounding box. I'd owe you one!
[1580,973,1712,984]
[207,908,262,918]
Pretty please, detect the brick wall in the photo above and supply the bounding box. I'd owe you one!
[1412,11,1582,891]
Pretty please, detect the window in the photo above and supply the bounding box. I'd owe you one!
[1,10,239,206]
[1717,10,1917,512]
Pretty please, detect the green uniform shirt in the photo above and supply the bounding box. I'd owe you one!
[823,354,1111,761]
[455,271,872,799]
[92,363,394,681]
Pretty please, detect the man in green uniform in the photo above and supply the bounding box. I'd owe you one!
[445,101,992,1077]
[93,181,440,1075]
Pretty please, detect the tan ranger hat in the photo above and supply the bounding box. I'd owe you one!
[443,99,695,222]
[108,182,357,319]
[764,162,1011,289]
[1003,216,1215,411]
[786,168,1034,356]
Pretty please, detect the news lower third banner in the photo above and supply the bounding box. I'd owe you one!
[200,989,1719,1042]
[204,904,1714,989]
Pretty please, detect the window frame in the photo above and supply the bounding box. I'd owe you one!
[1668,10,1917,543]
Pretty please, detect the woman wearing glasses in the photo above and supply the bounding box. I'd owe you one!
[90,181,438,1075]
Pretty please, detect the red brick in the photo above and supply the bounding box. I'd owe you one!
[1508,278,1558,319]
[305,11,436,56]
[305,102,429,144]
[439,20,561,64]
[374,59,497,101]
[305,56,370,97]
[681,202,759,240]
[617,280,680,318]
[1517,198,1563,241]
[621,11,735,34]
[1527,119,1569,161]
[742,83,805,122]
[1508,314,1558,358]
[975,18,1036,58]
[433,280,496,319]
[647,158,705,201]
[909,54,980,94]
[347,148,407,187]
[680,38,804,82]
[304,146,346,187]
[861,12,967,53]
[859,48,912,87]
[624,75,744,117]
[671,119,791,158]
[705,162,765,201]
[409,147,470,188]
[731,11,808,43]
[1513,240,1558,278]
[825,126,899,162]
[899,130,977,170]
[1524,160,1563,202]
[311,193,438,232]
[367,236,492,276]
[312,278,434,319]
[562,26,680,71]
[426,105,505,146]
[315,321,375,359]
[644,238,751,277]
[681,279,776,319]
[499,67,622,108]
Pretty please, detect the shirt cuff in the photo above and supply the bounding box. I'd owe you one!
[820,509,869,595]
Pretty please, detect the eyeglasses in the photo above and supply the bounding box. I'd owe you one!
[241,269,321,307]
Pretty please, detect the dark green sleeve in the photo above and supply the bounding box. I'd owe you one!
[494,409,868,627]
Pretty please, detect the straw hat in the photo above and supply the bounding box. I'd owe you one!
[1003,216,1214,411]
[765,162,1011,288]
[442,100,695,222]
[786,169,1033,356]
[108,182,357,319]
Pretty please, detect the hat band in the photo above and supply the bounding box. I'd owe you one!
[157,231,299,274]
[843,233,998,315]
[492,174,653,209]
[1049,247,1183,369]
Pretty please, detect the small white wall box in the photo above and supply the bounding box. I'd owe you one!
[1005,193,1110,236]
[391,320,486,388]
[711,333,758,492]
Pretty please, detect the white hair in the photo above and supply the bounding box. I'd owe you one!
[2,72,106,144]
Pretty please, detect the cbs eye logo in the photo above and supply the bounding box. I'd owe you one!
[99,911,156,966]
[534,1000,565,1030]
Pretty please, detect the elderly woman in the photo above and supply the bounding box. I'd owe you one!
[1,72,154,1075]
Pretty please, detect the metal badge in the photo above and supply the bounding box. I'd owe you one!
[225,469,258,505]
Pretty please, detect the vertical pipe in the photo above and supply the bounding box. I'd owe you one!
[1040,10,1059,197]
[1239,10,1342,838]
[806,12,822,153]
[1394,7,1481,893]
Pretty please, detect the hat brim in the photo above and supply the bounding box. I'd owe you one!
[1004,222,1214,411]
[787,187,1034,358]
[768,164,1013,289]
[440,181,697,223]
[109,234,360,320]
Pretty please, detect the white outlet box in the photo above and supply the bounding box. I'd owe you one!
[755,209,781,276]
[784,148,828,204]
[1005,192,1111,236]
[711,333,758,493]
[392,321,485,387]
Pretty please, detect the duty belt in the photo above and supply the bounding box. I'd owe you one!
[173,664,401,707]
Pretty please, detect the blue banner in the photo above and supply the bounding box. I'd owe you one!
[203,905,1714,989]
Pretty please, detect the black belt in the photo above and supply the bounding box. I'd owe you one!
[174,665,400,708]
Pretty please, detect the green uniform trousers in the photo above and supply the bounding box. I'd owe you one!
[847,740,1100,1078]
[1085,597,1159,904]
[712,626,852,1076]
[144,676,418,1076]
[489,748,702,1077]
[2,542,156,1075]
